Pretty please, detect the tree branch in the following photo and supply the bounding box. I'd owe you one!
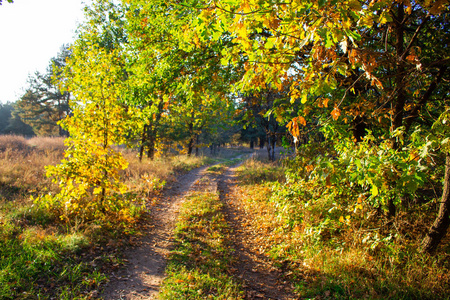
[404,65,448,133]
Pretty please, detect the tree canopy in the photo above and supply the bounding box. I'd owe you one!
[30,0,450,254]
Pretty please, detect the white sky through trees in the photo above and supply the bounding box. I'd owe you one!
[0,0,88,104]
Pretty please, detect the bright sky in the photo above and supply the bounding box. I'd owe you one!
[0,0,88,104]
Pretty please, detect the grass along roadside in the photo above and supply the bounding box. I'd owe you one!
[159,174,243,299]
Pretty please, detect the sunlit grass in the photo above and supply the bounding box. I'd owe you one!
[237,157,285,185]
[0,217,106,300]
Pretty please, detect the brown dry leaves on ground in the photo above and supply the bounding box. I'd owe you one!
[219,163,298,300]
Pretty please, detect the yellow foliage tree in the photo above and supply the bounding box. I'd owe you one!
[38,36,142,224]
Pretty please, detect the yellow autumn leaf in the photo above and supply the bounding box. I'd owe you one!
[406,54,417,62]
[269,15,281,29]
[371,185,379,196]
[318,98,330,108]
[237,22,248,38]
[379,11,391,24]
[93,187,103,195]
[301,93,308,104]
[240,1,251,13]
[406,5,412,14]
[343,19,352,29]
[287,120,298,137]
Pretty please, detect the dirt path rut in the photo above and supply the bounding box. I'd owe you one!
[101,165,212,300]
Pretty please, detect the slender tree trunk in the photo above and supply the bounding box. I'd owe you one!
[195,134,199,157]
[391,3,406,150]
[101,106,109,210]
[187,137,194,156]
[139,124,148,162]
[421,153,450,253]
[147,132,155,160]
[387,3,406,219]
[270,135,276,161]
[187,122,194,157]
[267,136,272,161]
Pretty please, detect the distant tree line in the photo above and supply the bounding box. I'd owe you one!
[0,45,71,137]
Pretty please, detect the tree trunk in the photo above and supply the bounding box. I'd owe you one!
[270,135,276,161]
[147,132,155,160]
[195,134,199,157]
[387,3,406,219]
[421,152,450,253]
[139,124,148,162]
[187,137,194,157]
[391,3,406,150]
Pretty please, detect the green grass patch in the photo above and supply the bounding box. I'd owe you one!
[237,158,285,185]
[172,147,250,173]
[0,198,135,299]
[206,158,244,174]
[0,219,109,299]
[160,189,243,299]
[172,156,217,173]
